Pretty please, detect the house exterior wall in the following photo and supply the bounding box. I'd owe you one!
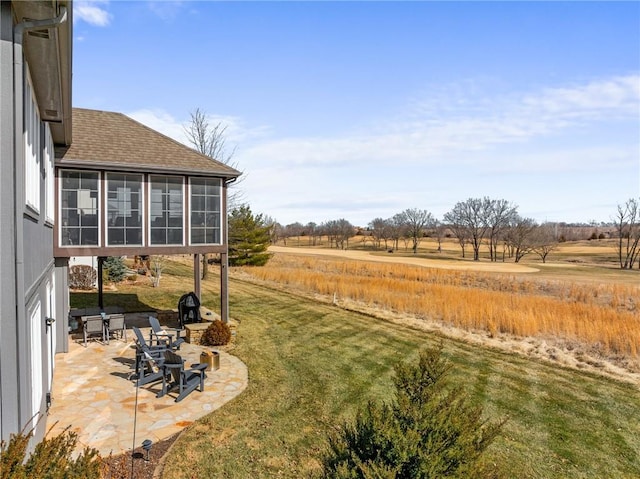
[0,1,66,445]
[0,0,20,441]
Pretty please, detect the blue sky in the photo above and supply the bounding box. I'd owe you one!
[73,1,640,227]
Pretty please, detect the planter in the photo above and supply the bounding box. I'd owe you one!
[199,350,220,371]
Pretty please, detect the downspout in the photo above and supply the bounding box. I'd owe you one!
[13,4,68,431]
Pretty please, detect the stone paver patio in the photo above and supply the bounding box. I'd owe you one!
[46,322,248,456]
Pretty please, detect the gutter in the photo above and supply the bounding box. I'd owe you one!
[12,3,68,431]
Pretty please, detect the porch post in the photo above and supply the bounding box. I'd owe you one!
[193,254,201,300]
[221,252,228,323]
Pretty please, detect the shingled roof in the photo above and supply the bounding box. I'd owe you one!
[55,108,241,178]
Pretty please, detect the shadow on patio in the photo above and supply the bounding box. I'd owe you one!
[45,317,248,457]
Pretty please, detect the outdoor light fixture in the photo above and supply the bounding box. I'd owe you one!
[142,439,152,462]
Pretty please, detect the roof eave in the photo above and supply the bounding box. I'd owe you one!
[55,158,242,179]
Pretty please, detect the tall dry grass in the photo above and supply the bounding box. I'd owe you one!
[239,255,640,358]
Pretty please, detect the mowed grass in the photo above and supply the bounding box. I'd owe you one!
[71,257,640,478]
[157,273,640,479]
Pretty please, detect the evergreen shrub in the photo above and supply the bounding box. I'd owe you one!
[0,426,102,478]
[321,345,505,478]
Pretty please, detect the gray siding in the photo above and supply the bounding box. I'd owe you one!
[0,1,58,444]
[23,214,54,289]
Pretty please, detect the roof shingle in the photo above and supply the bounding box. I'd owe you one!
[55,108,241,178]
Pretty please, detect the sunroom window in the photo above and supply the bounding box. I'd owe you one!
[190,178,221,244]
[60,170,99,246]
[107,173,143,246]
[150,176,183,245]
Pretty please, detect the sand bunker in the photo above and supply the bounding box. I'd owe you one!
[269,246,539,273]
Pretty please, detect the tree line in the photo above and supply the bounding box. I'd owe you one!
[267,197,640,269]
[182,110,638,270]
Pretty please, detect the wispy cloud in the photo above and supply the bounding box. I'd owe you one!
[238,74,640,172]
[128,74,639,225]
[146,1,186,21]
[126,109,270,151]
[74,0,112,27]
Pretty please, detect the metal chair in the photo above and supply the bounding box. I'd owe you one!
[148,316,184,350]
[82,315,106,347]
[106,313,127,341]
[132,326,168,387]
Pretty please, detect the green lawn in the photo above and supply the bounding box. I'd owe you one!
[152,273,640,479]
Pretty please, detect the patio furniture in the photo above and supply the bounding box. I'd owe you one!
[82,315,106,347]
[148,316,184,350]
[177,292,201,328]
[157,349,207,402]
[106,313,127,341]
[132,326,168,387]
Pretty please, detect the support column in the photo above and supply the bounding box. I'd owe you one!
[193,254,201,300]
[221,252,228,323]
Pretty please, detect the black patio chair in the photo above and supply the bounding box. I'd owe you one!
[157,349,207,402]
[132,326,168,387]
[148,316,184,350]
[82,315,106,347]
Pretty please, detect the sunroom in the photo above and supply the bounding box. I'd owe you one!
[54,108,240,337]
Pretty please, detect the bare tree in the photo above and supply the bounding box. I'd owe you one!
[504,216,537,263]
[398,208,434,254]
[532,223,559,263]
[614,198,640,269]
[444,198,491,261]
[369,217,388,250]
[321,219,353,249]
[306,222,318,246]
[263,215,281,245]
[446,221,469,258]
[432,219,446,253]
[390,213,408,251]
[335,219,354,250]
[284,222,304,246]
[486,198,518,262]
[149,255,166,288]
[184,108,243,279]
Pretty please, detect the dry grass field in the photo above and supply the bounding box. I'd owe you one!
[239,239,640,383]
[71,252,640,477]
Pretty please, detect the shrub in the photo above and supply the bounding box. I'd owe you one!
[201,320,232,346]
[103,256,127,283]
[321,346,505,478]
[69,265,96,290]
[0,425,102,478]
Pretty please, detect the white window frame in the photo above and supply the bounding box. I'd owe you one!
[106,172,144,247]
[188,177,222,245]
[44,124,55,223]
[59,169,101,247]
[24,67,41,213]
[149,175,185,246]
